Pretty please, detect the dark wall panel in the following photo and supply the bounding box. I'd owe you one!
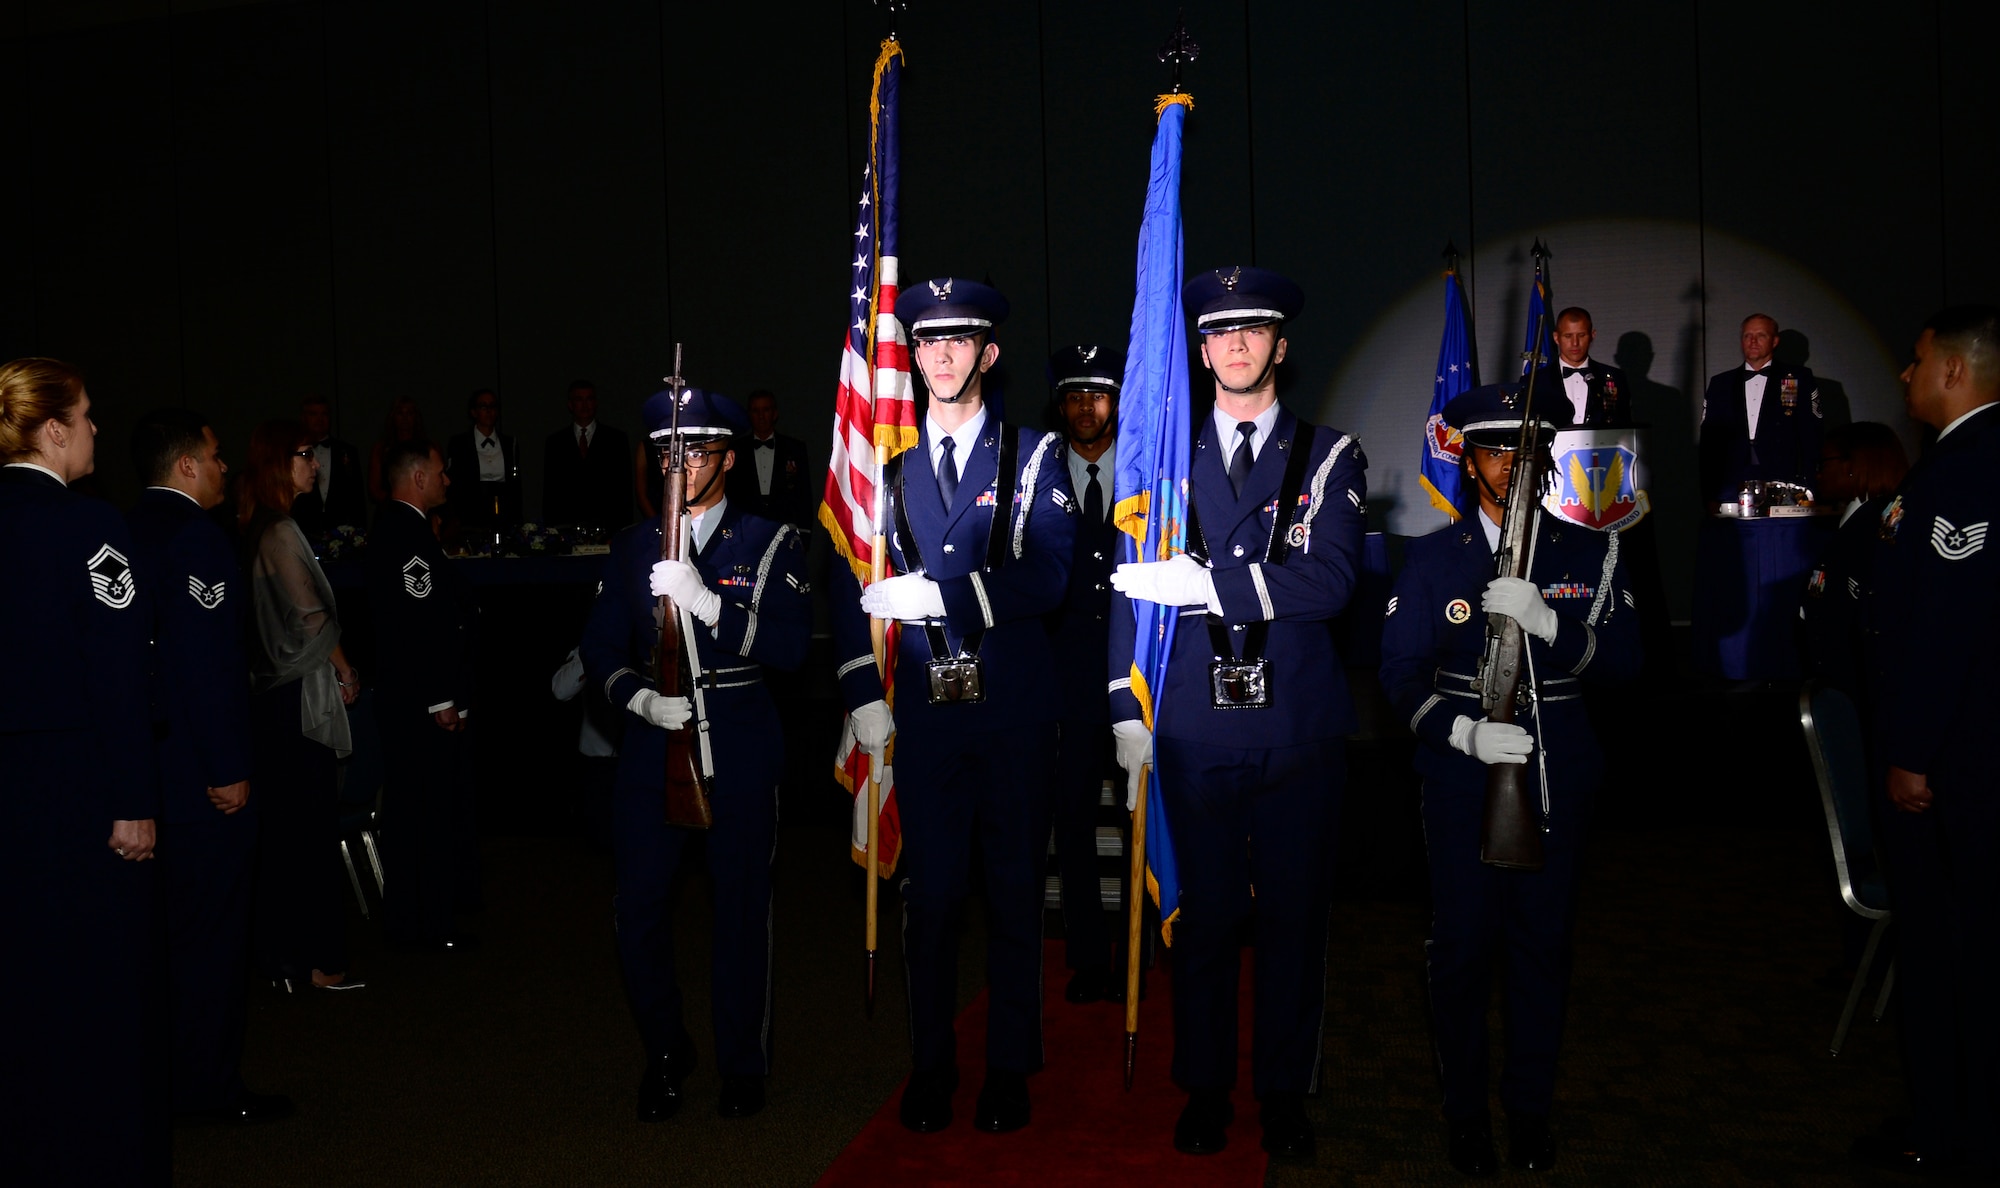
[324,0,498,460]
[1939,0,1998,308]
[0,6,34,365]
[27,5,180,503]
[487,0,671,518]
[171,1,334,470]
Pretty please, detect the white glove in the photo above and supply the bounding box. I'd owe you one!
[1113,719,1154,811]
[1109,554,1215,609]
[1449,715,1533,765]
[859,573,946,621]
[1482,577,1559,643]
[627,689,693,730]
[850,698,895,766]
[650,559,722,627]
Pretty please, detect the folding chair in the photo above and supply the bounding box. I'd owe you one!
[1798,682,1894,1056]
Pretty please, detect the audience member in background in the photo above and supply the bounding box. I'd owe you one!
[128,409,293,1124]
[369,438,481,951]
[0,357,166,1185]
[239,420,361,994]
[368,395,428,506]
[542,379,633,531]
[551,636,620,852]
[445,388,522,547]
[1800,421,1908,700]
[1698,313,1823,503]
[1854,305,2000,1178]
[725,389,813,528]
[292,394,366,538]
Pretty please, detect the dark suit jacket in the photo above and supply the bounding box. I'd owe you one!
[127,488,255,824]
[542,422,634,530]
[1534,360,1632,427]
[1698,365,1823,502]
[292,436,366,537]
[445,430,524,531]
[725,432,814,527]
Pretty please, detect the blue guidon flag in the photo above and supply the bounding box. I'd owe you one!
[1111,92,1194,942]
[1419,268,1473,519]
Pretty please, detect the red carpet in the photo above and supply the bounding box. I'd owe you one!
[817,942,1266,1187]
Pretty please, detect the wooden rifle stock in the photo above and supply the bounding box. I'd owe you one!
[656,354,713,829]
[1477,320,1550,871]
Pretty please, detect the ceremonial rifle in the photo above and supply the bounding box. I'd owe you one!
[1477,314,1550,870]
[657,344,715,829]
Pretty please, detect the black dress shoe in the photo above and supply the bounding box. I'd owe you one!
[975,1069,1030,1133]
[717,1076,765,1119]
[899,1066,958,1134]
[1447,1116,1498,1177]
[1260,1092,1315,1160]
[1173,1088,1233,1155]
[176,1090,295,1127]
[1508,1112,1555,1170]
[636,1047,696,1123]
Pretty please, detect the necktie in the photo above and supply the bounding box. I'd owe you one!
[577,428,590,460]
[937,436,959,507]
[1228,422,1256,498]
[1085,462,1103,523]
[1561,366,1586,379]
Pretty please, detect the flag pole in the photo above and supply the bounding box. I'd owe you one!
[865,445,887,1017]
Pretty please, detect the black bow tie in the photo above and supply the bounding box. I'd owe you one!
[1745,367,1768,379]
[754,439,775,449]
[1561,366,1587,380]
[480,438,496,448]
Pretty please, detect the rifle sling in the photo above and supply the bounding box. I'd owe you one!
[1187,422,1316,662]
[888,426,1020,661]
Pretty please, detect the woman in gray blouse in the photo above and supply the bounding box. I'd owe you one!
[240,419,362,992]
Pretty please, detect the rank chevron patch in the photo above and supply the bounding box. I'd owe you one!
[1931,516,1989,561]
[187,575,226,609]
[88,544,136,609]
[402,556,434,598]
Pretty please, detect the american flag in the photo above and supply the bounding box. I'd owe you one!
[820,38,913,879]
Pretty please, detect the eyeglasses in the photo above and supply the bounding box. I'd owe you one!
[682,447,725,469]
[292,448,316,460]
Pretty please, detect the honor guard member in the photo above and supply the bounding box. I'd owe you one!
[1108,267,1368,1161]
[581,386,811,1123]
[1378,383,1638,1176]
[0,358,167,1185]
[368,437,481,950]
[1853,306,2000,1177]
[831,278,1077,1135]
[1047,343,1128,1004]
[127,409,292,1124]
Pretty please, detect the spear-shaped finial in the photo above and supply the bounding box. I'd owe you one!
[1158,9,1199,93]
[874,0,907,41]
[1443,240,1461,273]
[662,342,685,396]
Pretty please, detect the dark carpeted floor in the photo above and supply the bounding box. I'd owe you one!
[175,682,1919,1186]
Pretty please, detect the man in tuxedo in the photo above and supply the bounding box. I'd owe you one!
[1698,314,1823,503]
[293,395,366,537]
[725,390,813,528]
[542,380,633,531]
[445,389,523,545]
[1534,307,1631,427]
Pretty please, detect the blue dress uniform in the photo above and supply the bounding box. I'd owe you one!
[1108,268,1368,1118]
[367,496,479,947]
[581,389,811,1104]
[0,463,167,1186]
[830,280,1077,1097]
[1800,495,1888,700]
[1377,386,1639,1155]
[127,486,259,1115]
[1863,398,2000,1172]
[1047,344,1125,994]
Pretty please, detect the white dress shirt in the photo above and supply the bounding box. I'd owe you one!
[926,408,988,484]
[1065,441,1115,521]
[752,434,777,495]
[1744,365,1770,440]
[1560,359,1594,423]
[474,428,505,481]
[313,441,333,499]
[1211,401,1282,473]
